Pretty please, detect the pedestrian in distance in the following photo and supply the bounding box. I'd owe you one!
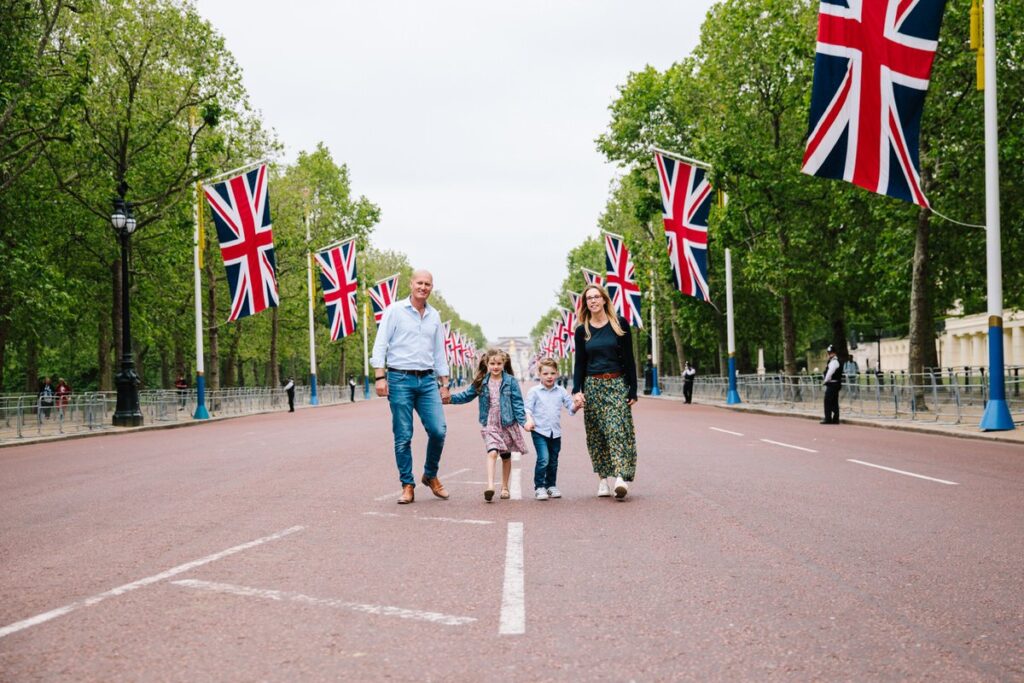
[643,354,654,395]
[446,348,529,502]
[572,284,639,500]
[370,269,451,505]
[524,357,577,500]
[682,361,696,404]
[821,345,842,424]
[348,376,356,402]
[55,378,71,418]
[175,373,188,410]
[37,376,55,419]
[283,376,295,412]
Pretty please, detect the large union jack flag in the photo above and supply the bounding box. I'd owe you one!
[801,0,948,207]
[654,151,711,302]
[368,274,399,325]
[314,238,358,341]
[203,164,279,321]
[604,232,643,328]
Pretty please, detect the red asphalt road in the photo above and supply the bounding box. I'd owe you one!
[1,391,1022,681]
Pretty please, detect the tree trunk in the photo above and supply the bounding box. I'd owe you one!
[204,249,220,392]
[668,296,686,375]
[830,304,848,361]
[112,259,122,381]
[25,336,38,392]
[0,316,8,392]
[780,294,798,375]
[908,207,938,374]
[160,347,170,389]
[339,339,347,387]
[223,322,241,388]
[98,313,111,391]
[174,340,185,376]
[236,356,244,386]
[269,306,280,387]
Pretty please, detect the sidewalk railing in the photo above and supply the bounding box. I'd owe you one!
[659,369,1024,425]
[0,384,370,443]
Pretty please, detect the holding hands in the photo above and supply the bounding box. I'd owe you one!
[572,392,585,411]
[524,418,535,432]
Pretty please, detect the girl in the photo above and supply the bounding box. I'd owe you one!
[449,348,529,502]
[572,284,639,499]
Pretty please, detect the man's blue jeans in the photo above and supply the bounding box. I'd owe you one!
[388,370,447,486]
[530,432,561,489]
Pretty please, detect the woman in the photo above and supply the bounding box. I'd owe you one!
[572,284,638,499]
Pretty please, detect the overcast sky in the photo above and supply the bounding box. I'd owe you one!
[194,0,717,341]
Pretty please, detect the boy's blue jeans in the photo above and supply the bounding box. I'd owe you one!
[387,370,447,486]
[530,432,561,489]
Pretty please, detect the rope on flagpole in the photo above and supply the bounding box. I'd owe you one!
[200,158,270,185]
[650,146,712,170]
[929,206,985,230]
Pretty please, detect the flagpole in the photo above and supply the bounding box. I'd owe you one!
[979,0,1013,431]
[304,203,319,406]
[199,158,270,186]
[725,248,741,405]
[189,109,209,420]
[362,298,370,399]
[649,269,661,396]
[651,146,712,170]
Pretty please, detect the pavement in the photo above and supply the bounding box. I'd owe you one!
[1,390,1022,680]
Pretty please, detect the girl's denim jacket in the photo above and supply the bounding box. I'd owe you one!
[450,372,526,427]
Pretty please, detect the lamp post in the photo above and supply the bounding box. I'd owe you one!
[112,194,143,426]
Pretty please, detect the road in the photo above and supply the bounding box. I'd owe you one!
[1,391,1022,681]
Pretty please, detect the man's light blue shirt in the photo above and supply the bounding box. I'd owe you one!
[525,384,576,438]
[370,297,449,376]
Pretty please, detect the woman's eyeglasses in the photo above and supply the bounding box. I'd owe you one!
[585,296,603,301]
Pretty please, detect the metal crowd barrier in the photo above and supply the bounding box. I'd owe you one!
[0,383,372,443]
[659,368,1024,426]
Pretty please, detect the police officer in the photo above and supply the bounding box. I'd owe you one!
[821,345,842,424]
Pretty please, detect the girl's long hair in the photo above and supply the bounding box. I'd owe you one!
[472,348,512,391]
[578,285,625,341]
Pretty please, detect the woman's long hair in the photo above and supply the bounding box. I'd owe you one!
[472,348,512,391]
[578,285,625,341]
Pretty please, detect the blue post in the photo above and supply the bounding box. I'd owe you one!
[309,373,319,405]
[363,375,371,400]
[651,366,661,396]
[193,373,209,419]
[979,321,1014,430]
[726,355,741,405]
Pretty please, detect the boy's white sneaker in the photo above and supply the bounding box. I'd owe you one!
[597,478,611,497]
[534,487,549,500]
[546,486,562,499]
[614,476,629,499]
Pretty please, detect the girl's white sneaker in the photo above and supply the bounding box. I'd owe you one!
[614,476,628,499]
[535,487,549,500]
[546,486,562,498]
[597,478,611,497]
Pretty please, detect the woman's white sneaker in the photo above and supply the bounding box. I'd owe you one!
[614,476,628,499]
[597,478,611,497]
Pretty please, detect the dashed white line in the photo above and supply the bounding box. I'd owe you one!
[710,427,744,436]
[510,466,522,500]
[847,459,959,485]
[362,511,494,525]
[0,526,304,639]
[499,522,525,635]
[760,438,819,453]
[172,579,476,626]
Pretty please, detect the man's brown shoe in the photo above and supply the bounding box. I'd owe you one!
[421,475,449,500]
[397,484,415,504]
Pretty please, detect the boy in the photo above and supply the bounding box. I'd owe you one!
[524,358,577,500]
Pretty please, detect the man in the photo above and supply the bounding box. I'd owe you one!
[175,373,188,410]
[682,361,696,404]
[822,345,842,424]
[370,270,451,504]
[38,376,55,419]
[348,376,356,403]
[283,377,295,412]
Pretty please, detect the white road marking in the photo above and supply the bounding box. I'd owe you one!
[172,579,475,626]
[760,438,819,453]
[710,427,744,436]
[847,459,959,486]
[362,511,493,525]
[373,468,471,501]
[499,522,525,635]
[510,466,522,500]
[0,526,304,640]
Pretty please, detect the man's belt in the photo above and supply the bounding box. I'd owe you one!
[387,368,434,377]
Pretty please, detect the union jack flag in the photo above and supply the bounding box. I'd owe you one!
[203,164,279,321]
[567,291,582,317]
[581,268,604,287]
[604,232,643,327]
[654,151,711,302]
[368,274,399,325]
[559,307,576,354]
[314,238,358,341]
[442,320,454,363]
[801,0,948,207]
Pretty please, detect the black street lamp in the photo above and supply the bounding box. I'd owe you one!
[112,194,143,426]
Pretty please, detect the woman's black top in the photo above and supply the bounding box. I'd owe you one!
[571,316,638,400]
